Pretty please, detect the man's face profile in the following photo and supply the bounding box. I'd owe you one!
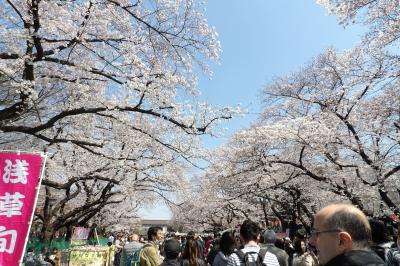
[310,211,342,264]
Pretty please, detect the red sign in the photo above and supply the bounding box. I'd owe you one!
[0,151,46,266]
[275,232,287,239]
[71,227,90,240]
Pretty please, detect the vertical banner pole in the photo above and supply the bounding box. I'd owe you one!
[95,228,100,246]
[19,152,47,265]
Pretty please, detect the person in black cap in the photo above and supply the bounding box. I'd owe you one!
[161,239,181,266]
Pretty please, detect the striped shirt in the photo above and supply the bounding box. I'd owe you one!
[227,244,279,266]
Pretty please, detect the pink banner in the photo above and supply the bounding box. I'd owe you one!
[0,151,46,266]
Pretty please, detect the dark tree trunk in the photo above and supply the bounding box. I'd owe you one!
[379,186,400,216]
[65,224,73,241]
[260,199,269,228]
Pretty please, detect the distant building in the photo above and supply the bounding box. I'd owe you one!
[140,219,170,233]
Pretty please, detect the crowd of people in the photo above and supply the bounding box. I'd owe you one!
[112,204,400,266]
[23,203,400,265]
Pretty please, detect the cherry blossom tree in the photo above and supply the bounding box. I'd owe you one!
[185,130,340,230]
[318,0,400,50]
[0,0,237,239]
[200,48,399,227]
[178,48,399,231]
[173,1,400,229]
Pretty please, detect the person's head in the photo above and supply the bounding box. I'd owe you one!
[220,231,236,256]
[309,204,371,265]
[263,230,276,245]
[148,227,163,242]
[295,228,306,241]
[164,239,181,260]
[293,239,306,255]
[130,233,140,242]
[369,218,387,244]
[239,220,261,243]
[182,237,201,265]
[234,233,241,248]
[187,231,196,240]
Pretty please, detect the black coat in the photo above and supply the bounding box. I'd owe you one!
[180,258,207,266]
[161,259,180,266]
[324,249,384,266]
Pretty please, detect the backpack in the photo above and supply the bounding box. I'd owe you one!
[127,244,151,266]
[235,249,268,266]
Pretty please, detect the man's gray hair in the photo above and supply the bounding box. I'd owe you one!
[324,207,371,248]
[263,230,276,244]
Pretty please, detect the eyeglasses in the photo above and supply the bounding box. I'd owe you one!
[309,228,342,237]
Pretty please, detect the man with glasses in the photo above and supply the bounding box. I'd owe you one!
[309,203,384,266]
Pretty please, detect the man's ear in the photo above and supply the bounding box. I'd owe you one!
[338,231,352,251]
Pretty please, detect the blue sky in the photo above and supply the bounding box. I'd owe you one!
[139,0,364,220]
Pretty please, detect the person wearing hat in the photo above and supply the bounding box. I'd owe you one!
[161,239,181,266]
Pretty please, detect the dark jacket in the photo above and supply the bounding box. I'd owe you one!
[212,251,229,266]
[370,245,387,262]
[207,240,220,264]
[180,258,207,266]
[324,249,384,266]
[161,259,180,266]
[264,244,289,266]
